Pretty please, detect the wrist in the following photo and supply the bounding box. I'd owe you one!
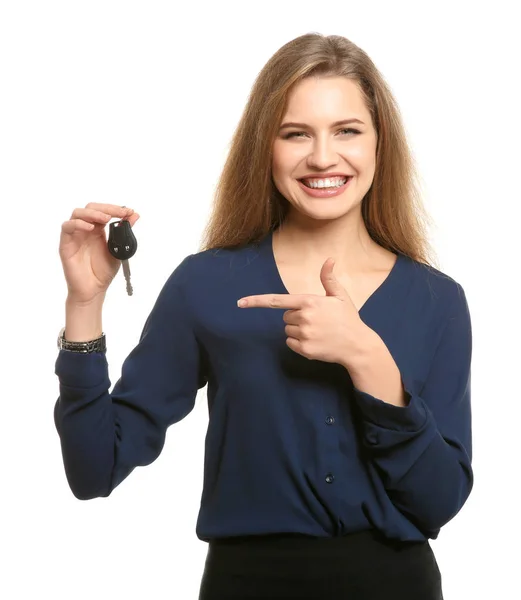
[58,325,106,353]
[65,296,104,342]
[341,323,380,373]
[66,292,106,309]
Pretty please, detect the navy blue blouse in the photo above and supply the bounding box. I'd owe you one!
[54,229,473,542]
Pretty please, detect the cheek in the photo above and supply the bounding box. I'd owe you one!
[344,139,374,163]
[272,139,309,169]
[272,143,293,170]
[272,149,299,193]
[271,143,284,178]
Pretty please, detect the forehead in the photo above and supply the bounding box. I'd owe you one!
[283,76,367,120]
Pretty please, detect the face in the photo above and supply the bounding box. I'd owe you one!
[272,76,378,225]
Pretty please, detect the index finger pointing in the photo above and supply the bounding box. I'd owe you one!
[237,294,309,309]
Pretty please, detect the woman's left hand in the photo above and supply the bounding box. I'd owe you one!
[237,258,372,368]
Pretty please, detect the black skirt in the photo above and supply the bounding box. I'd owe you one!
[198,529,443,600]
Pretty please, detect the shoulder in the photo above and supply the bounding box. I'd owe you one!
[403,254,469,321]
[168,241,261,293]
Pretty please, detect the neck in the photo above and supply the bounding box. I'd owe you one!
[274,215,382,275]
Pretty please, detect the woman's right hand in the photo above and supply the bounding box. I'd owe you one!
[60,203,140,305]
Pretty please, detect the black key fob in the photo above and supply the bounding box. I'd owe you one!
[107,219,138,260]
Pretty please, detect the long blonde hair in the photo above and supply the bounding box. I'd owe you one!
[198,33,438,268]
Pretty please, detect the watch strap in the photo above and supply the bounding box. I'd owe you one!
[57,327,107,353]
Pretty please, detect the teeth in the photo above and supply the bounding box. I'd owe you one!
[303,177,348,189]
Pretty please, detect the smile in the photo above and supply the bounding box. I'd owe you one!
[297,176,353,198]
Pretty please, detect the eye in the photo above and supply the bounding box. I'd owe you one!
[283,128,360,140]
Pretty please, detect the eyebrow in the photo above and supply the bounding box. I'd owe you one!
[279,118,364,130]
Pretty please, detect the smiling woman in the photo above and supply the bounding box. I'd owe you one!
[54,31,471,600]
[193,32,469,600]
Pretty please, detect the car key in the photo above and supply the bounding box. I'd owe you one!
[107,208,138,296]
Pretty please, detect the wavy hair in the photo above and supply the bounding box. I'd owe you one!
[198,32,438,268]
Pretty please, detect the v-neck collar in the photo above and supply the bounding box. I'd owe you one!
[258,229,405,318]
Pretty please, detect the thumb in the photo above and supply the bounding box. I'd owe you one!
[320,258,348,298]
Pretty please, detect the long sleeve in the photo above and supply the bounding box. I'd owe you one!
[54,231,475,542]
[351,282,473,537]
[54,255,207,500]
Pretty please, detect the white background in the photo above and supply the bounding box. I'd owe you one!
[1,1,519,598]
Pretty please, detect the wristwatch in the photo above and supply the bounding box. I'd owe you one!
[57,326,107,353]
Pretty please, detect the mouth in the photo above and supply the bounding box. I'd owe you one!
[298,176,353,189]
[297,176,353,198]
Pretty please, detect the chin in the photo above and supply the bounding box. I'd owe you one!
[298,200,357,220]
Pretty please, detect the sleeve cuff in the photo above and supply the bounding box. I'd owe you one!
[351,383,428,431]
[55,349,109,389]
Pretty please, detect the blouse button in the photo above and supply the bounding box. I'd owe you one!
[325,473,335,484]
[366,432,379,445]
[325,416,335,425]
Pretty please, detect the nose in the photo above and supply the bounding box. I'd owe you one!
[306,136,339,170]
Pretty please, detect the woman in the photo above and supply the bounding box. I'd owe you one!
[55,33,473,599]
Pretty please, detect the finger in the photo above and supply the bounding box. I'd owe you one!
[284,324,300,339]
[84,203,134,218]
[61,218,98,235]
[282,309,301,324]
[70,207,115,225]
[127,213,140,227]
[238,294,312,309]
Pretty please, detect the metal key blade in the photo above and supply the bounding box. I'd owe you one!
[122,259,133,296]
